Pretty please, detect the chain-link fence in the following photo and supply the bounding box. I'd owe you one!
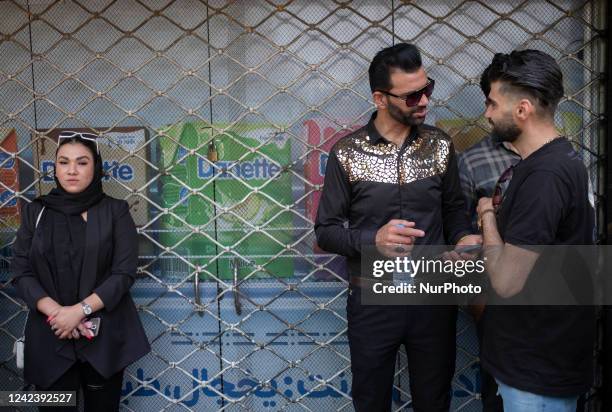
[0,1,607,411]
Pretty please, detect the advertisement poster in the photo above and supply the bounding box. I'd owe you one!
[0,128,21,244]
[158,121,293,281]
[303,119,361,280]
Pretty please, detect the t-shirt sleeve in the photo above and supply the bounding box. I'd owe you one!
[503,170,569,246]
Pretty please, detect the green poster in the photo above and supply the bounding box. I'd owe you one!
[159,121,293,280]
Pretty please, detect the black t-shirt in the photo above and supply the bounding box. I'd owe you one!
[481,137,596,397]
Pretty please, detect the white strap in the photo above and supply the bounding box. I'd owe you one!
[35,206,45,229]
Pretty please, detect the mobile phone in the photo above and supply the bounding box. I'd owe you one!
[88,317,101,337]
[455,244,482,254]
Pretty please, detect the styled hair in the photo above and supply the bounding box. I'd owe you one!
[480,65,491,98]
[482,49,564,117]
[56,135,98,160]
[369,43,423,93]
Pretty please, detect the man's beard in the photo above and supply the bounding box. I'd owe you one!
[387,100,426,126]
[490,116,521,143]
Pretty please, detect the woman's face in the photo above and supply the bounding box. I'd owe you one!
[55,142,95,194]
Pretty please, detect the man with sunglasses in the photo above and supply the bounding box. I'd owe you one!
[315,43,479,411]
[475,50,596,411]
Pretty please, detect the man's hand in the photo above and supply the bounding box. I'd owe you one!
[457,234,482,247]
[455,234,483,259]
[442,234,483,262]
[477,197,493,215]
[375,219,425,257]
[49,305,85,340]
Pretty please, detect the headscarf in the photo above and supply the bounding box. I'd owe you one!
[38,135,106,214]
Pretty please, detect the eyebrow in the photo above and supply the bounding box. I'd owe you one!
[57,155,91,161]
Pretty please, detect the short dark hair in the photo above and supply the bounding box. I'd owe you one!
[480,65,491,98]
[482,49,564,117]
[369,43,423,93]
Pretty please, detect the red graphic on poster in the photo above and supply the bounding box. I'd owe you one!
[0,129,20,225]
[304,119,361,251]
[303,119,363,281]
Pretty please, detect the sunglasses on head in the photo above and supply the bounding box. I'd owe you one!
[57,131,100,154]
[378,78,435,107]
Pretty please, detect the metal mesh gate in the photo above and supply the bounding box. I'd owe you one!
[0,1,607,411]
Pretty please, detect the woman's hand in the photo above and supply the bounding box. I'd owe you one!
[37,297,62,318]
[49,305,85,339]
[57,322,94,340]
[77,320,94,339]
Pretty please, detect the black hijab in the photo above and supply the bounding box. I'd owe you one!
[38,137,106,215]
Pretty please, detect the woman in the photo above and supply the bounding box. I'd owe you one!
[11,131,150,411]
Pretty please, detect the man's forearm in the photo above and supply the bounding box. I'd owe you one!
[482,210,503,249]
[481,211,537,298]
[481,210,506,292]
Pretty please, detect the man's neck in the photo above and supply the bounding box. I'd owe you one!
[373,111,411,148]
[513,123,560,159]
[501,141,519,156]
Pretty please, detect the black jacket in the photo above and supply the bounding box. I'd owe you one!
[315,116,471,277]
[11,196,150,388]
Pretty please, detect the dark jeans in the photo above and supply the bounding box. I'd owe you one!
[37,361,124,412]
[347,285,457,412]
[476,317,504,412]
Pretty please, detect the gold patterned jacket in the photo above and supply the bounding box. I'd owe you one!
[314,113,471,276]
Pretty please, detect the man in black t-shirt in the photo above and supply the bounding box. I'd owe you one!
[475,50,596,411]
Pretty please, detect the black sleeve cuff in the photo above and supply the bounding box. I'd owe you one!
[14,277,48,312]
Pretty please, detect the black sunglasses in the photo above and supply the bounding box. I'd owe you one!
[492,164,516,213]
[378,78,435,107]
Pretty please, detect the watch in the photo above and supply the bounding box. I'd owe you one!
[80,301,93,316]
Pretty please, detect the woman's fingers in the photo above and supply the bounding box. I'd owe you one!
[57,329,71,339]
[77,323,89,336]
[77,323,94,340]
